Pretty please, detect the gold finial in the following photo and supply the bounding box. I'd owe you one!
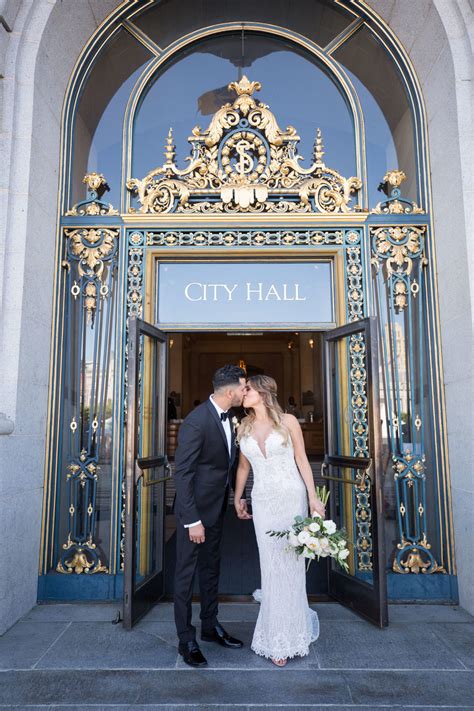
[83,172,106,194]
[313,128,325,164]
[228,75,261,97]
[164,128,176,164]
[383,170,406,188]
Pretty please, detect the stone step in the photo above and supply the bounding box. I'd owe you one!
[1,668,473,708]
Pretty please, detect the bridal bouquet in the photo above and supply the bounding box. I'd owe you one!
[266,486,351,572]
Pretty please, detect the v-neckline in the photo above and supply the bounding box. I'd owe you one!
[249,430,275,460]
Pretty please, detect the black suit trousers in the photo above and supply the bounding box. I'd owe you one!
[174,506,225,643]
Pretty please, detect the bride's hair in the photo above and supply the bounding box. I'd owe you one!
[237,374,289,444]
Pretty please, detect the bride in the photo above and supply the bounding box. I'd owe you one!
[233,375,325,667]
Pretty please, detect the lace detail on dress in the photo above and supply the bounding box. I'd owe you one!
[252,608,320,660]
[240,431,320,661]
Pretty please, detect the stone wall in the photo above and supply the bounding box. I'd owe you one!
[0,0,119,636]
[0,0,472,634]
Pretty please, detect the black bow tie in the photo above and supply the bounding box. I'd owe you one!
[220,412,229,422]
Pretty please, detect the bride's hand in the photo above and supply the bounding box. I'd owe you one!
[309,496,325,519]
[235,499,252,520]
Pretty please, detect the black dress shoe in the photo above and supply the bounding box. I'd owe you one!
[178,640,208,667]
[201,623,243,649]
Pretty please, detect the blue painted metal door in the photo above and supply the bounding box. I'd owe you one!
[323,318,388,627]
[123,318,171,629]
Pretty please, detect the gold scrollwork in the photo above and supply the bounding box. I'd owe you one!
[64,228,119,321]
[393,542,446,575]
[127,76,362,215]
[66,228,118,279]
[84,282,97,323]
[56,549,108,575]
[372,225,424,277]
[371,225,426,312]
[146,228,344,248]
[56,535,108,575]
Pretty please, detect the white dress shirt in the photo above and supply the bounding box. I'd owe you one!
[183,395,231,529]
[209,394,232,454]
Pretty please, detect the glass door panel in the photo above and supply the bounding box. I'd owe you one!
[323,318,388,627]
[124,318,170,629]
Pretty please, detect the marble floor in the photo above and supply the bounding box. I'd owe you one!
[0,602,473,710]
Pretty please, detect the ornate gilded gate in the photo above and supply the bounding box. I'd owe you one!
[39,37,456,605]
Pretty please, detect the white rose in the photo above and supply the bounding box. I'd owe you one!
[298,530,311,545]
[288,531,299,547]
[338,548,350,560]
[319,537,329,549]
[309,521,321,533]
[314,538,323,555]
[307,538,322,554]
[338,539,346,548]
[323,520,337,535]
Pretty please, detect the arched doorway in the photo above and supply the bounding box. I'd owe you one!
[37,2,456,619]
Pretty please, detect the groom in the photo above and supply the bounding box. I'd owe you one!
[173,364,248,667]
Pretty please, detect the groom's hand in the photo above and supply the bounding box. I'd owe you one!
[188,522,205,544]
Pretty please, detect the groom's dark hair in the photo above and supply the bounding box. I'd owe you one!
[212,364,246,392]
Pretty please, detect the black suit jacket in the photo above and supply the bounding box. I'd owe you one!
[173,400,238,527]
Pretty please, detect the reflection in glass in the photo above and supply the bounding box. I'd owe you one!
[56,239,119,572]
[138,335,166,461]
[373,238,440,569]
[70,29,152,208]
[135,476,165,588]
[133,0,353,51]
[132,32,357,195]
[134,333,167,588]
[333,25,418,206]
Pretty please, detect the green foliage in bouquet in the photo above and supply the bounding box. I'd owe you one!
[266,486,352,572]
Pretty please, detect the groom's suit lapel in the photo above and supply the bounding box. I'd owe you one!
[205,399,230,460]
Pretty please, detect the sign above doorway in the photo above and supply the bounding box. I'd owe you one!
[156,260,335,330]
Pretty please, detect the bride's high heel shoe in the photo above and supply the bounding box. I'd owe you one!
[271,657,287,667]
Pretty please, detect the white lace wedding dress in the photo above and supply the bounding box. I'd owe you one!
[239,429,320,660]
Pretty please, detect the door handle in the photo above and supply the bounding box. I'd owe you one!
[137,456,173,487]
[321,458,371,486]
[321,457,357,484]
[142,475,170,487]
[322,472,360,485]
